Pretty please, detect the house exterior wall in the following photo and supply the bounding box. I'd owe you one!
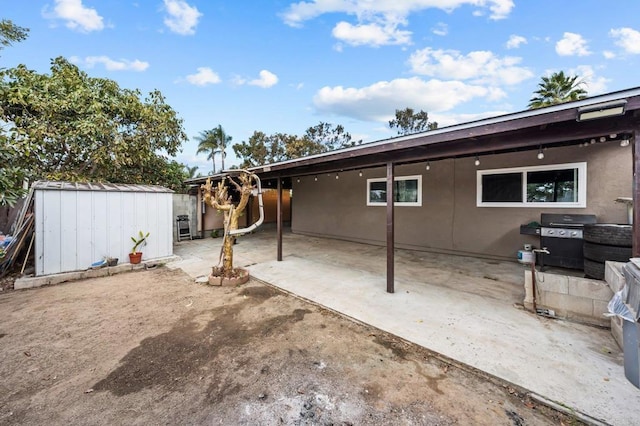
[35,189,173,276]
[292,141,632,261]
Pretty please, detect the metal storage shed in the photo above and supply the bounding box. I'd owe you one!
[33,181,174,276]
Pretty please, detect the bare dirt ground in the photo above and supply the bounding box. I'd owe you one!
[0,267,577,425]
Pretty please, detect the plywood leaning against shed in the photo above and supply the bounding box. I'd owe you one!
[33,181,174,276]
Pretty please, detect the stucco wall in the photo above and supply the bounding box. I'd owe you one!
[291,141,632,260]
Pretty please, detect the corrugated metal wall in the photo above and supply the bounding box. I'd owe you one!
[35,189,173,276]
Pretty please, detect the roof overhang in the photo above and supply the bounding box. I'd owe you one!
[186,87,640,185]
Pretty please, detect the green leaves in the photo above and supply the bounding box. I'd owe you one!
[195,125,232,174]
[388,108,438,136]
[0,57,188,189]
[232,122,361,168]
[130,231,150,254]
[528,71,588,109]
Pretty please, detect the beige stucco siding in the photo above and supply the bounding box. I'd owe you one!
[291,141,632,260]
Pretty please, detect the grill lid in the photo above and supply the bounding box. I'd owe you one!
[540,213,597,228]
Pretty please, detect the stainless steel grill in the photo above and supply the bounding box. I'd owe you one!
[539,213,597,270]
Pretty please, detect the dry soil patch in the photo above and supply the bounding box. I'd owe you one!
[0,268,575,425]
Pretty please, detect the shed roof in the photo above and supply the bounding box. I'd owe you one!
[32,181,173,193]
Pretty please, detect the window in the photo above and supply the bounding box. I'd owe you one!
[367,175,422,206]
[477,162,586,208]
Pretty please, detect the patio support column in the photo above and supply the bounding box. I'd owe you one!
[386,162,395,293]
[633,129,640,257]
[277,177,283,261]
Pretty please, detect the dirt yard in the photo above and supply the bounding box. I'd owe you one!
[0,267,576,425]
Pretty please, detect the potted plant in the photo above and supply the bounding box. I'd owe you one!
[129,231,149,264]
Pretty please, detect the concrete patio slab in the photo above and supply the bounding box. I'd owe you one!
[169,230,640,425]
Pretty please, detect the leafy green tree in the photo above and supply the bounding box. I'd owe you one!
[233,122,361,168]
[0,143,26,206]
[303,121,359,152]
[389,108,438,135]
[0,19,28,51]
[0,19,29,206]
[233,131,287,169]
[0,57,187,188]
[528,71,588,109]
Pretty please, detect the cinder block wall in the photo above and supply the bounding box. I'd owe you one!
[172,194,198,242]
[524,270,613,327]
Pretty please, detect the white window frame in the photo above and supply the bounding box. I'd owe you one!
[476,162,587,208]
[367,175,422,207]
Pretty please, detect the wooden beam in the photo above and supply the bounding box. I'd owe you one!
[633,129,640,257]
[277,177,283,261]
[386,162,395,294]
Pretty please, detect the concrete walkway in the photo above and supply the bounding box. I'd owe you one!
[169,230,640,425]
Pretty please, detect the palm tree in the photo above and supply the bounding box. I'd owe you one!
[211,125,232,171]
[195,129,218,174]
[195,125,232,174]
[528,71,588,109]
[184,165,199,179]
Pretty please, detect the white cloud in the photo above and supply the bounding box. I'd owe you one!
[312,77,506,122]
[555,32,591,56]
[431,22,448,36]
[48,0,104,32]
[332,21,411,46]
[163,0,202,35]
[186,67,221,86]
[72,56,149,71]
[282,0,514,26]
[281,0,513,46]
[249,70,279,88]
[609,27,640,54]
[408,48,533,85]
[505,34,526,49]
[603,50,616,59]
[570,65,609,95]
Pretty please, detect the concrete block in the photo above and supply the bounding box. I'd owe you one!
[605,261,627,293]
[611,316,623,349]
[592,300,612,327]
[568,276,614,301]
[535,272,568,294]
[539,292,594,318]
[49,271,85,285]
[523,271,533,304]
[85,268,109,279]
[108,264,132,275]
[14,276,50,290]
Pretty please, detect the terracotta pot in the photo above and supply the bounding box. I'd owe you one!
[129,252,143,264]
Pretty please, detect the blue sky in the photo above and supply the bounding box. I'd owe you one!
[3,0,640,174]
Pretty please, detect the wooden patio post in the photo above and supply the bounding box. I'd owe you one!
[633,129,640,257]
[386,162,395,293]
[277,177,283,261]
